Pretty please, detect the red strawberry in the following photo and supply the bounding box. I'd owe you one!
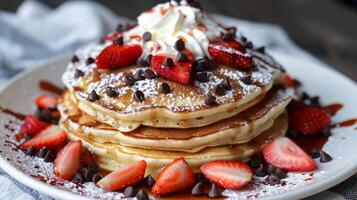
[20,125,67,150]
[289,107,331,135]
[208,40,253,69]
[81,149,96,165]
[200,160,252,190]
[152,158,196,196]
[262,137,315,171]
[36,95,58,109]
[151,54,192,84]
[97,160,146,191]
[54,140,82,180]
[96,44,143,69]
[16,115,47,141]
[281,75,299,88]
[287,99,307,113]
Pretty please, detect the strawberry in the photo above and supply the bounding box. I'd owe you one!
[97,160,146,191]
[36,95,58,109]
[289,107,331,135]
[152,158,196,196]
[20,125,67,150]
[81,149,96,165]
[16,115,47,141]
[208,40,253,69]
[287,99,307,113]
[54,140,82,180]
[262,137,315,171]
[281,75,299,88]
[200,160,252,190]
[151,54,193,84]
[96,44,143,69]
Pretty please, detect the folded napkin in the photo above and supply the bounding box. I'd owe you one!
[0,1,354,199]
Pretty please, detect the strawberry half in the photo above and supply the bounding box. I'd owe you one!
[54,140,82,180]
[289,107,331,135]
[97,160,146,191]
[36,95,58,109]
[152,158,196,196]
[151,54,193,84]
[96,44,143,69]
[200,160,252,190]
[208,40,253,69]
[16,115,47,141]
[20,125,67,150]
[262,137,315,171]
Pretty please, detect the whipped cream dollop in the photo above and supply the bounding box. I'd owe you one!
[124,0,225,59]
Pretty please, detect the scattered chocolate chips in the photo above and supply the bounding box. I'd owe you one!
[267,164,276,175]
[254,165,267,177]
[88,90,100,102]
[214,84,226,96]
[208,184,222,198]
[241,36,247,43]
[193,58,214,72]
[124,75,136,86]
[320,151,333,163]
[321,127,332,137]
[225,27,237,35]
[92,173,103,183]
[256,46,265,53]
[196,172,210,184]
[85,57,95,65]
[176,52,189,62]
[81,167,93,182]
[274,168,287,179]
[163,58,174,68]
[310,96,320,107]
[137,57,149,67]
[134,70,145,81]
[113,36,124,45]
[245,41,253,49]
[44,150,54,162]
[240,75,252,85]
[144,69,156,79]
[145,175,156,187]
[123,186,136,198]
[204,95,216,106]
[37,148,48,158]
[88,162,100,173]
[133,90,145,102]
[310,148,321,159]
[191,182,204,196]
[106,86,118,98]
[71,55,79,63]
[136,189,149,200]
[268,174,280,185]
[159,83,171,94]
[222,79,232,90]
[248,155,263,168]
[174,39,185,51]
[143,31,152,42]
[195,72,209,82]
[72,173,84,184]
[74,69,84,78]
[23,147,36,156]
[222,32,235,40]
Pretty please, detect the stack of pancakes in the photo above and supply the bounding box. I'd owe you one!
[59,46,293,176]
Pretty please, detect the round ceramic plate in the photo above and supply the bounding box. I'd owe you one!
[0,54,356,200]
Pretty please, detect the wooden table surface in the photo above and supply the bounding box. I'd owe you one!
[1,0,357,81]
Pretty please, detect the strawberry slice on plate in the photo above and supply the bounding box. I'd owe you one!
[262,137,316,171]
[151,54,193,84]
[152,157,196,196]
[208,40,253,69]
[97,160,146,191]
[20,125,67,150]
[16,115,47,141]
[96,44,143,69]
[54,140,82,180]
[200,160,252,190]
[36,94,58,109]
[289,107,331,135]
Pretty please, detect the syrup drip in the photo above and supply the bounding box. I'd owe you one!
[39,80,64,95]
[291,135,328,152]
[331,119,357,129]
[323,103,343,116]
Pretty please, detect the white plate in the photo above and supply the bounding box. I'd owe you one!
[0,55,356,200]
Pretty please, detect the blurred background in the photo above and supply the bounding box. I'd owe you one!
[1,0,357,81]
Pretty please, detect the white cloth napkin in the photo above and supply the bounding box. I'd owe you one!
[0,1,350,199]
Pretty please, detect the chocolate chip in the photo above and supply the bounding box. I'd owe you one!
[123,186,136,198]
[302,92,310,101]
[176,52,189,62]
[241,36,247,43]
[71,55,79,63]
[245,41,253,49]
[81,167,93,182]
[267,164,276,175]
[321,127,332,137]
[159,83,171,94]
[197,172,211,184]
[241,75,252,85]
[248,155,263,168]
[254,165,267,177]
[144,69,156,79]
[88,90,100,102]
[195,72,209,82]
[320,151,332,163]
[274,168,287,179]
[268,174,280,185]
[310,96,320,107]
[163,58,174,68]
[134,70,145,81]
[37,148,48,158]
[192,59,209,72]
[137,57,149,67]
[225,27,237,35]
[85,57,95,65]
[44,151,54,162]
[223,79,232,90]
[256,46,265,53]
[174,39,185,51]
[74,69,84,78]
[72,173,83,184]
[208,184,222,198]
[106,86,118,98]
[136,189,149,200]
[214,84,226,96]
[124,75,136,86]
[145,175,155,187]
[310,148,321,159]
[113,36,124,45]
[133,90,145,102]
[143,32,152,42]
[191,182,204,196]
[222,32,235,40]
[23,147,36,156]
[204,95,216,105]
[88,162,100,173]
[287,129,299,138]
[146,54,153,65]
[92,173,103,183]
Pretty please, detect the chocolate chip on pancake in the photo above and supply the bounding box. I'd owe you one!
[71,55,79,63]
[88,90,100,102]
[133,90,145,102]
[134,70,145,81]
[241,75,252,85]
[137,57,150,68]
[113,36,124,45]
[74,69,84,78]
[106,86,119,98]
[195,72,209,82]
[174,39,185,51]
[124,75,136,86]
[176,52,189,62]
[222,78,232,90]
[204,95,216,105]
[85,57,95,65]
[159,83,171,94]
[144,69,156,79]
[143,31,152,42]
[214,83,226,96]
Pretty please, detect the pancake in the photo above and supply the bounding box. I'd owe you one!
[65,112,288,177]
[59,86,292,152]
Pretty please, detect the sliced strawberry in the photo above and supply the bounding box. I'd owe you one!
[208,40,253,69]
[289,107,331,135]
[262,137,315,171]
[281,74,299,88]
[54,140,82,180]
[16,115,47,141]
[152,158,196,196]
[36,95,58,109]
[151,54,192,84]
[97,160,146,191]
[81,149,96,165]
[96,44,143,69]
[200,160,252,190]
[20,125,67,150]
